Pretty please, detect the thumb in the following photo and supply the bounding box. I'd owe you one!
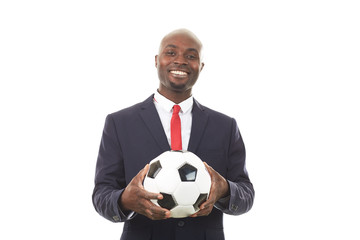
[135,164,149,187]
[203,162,214,178]
[140,164,149,180]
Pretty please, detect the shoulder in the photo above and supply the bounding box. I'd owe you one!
[194,99,235,124]
[108,95,154,120]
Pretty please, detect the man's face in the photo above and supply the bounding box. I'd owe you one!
[155,33,204,94]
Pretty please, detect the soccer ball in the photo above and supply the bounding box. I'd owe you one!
[143,150,211,218]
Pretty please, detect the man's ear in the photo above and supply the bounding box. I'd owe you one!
[155,55,158,68]
[200,62,205,71]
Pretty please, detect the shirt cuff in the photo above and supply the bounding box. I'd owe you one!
[214,194,231,211]
[111,189,137,222]
[117,203,136,221]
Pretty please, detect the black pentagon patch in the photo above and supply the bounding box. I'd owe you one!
[193,193,208,211]
[148,160,162,179]
[158,192,177,210]
[178,163,197,181]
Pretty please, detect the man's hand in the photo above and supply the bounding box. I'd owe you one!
[191,162,230,217]
[119,164,171,220]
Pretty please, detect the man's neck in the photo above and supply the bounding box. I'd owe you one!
[157,88,192,104]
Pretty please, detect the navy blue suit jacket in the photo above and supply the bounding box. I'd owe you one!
[93,95,254,240]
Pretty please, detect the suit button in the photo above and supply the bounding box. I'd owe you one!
[177,221,185,227]
[231,204,238,211]
[112,216,120,222]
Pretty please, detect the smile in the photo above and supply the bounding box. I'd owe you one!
[170,70,188,76]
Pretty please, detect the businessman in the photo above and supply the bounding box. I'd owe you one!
[93,29,254,240]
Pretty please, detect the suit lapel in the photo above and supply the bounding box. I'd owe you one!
[188,99,209,153]
[139,95,170,152]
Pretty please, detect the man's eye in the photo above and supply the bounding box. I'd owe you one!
[187,55,197,59]
[166,51,175,56]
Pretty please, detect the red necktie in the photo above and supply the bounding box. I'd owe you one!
[171,105,182,151]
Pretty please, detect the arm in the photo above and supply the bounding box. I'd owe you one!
[192,118,254,217]
[92,114,170,222]
[216,118,254,215]
[92,114,131,222]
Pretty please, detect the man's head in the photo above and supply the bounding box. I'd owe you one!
[155,29,204,99]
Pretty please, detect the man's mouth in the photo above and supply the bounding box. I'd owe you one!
[170,70,188,76]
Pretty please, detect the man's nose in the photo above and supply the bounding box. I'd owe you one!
[174,55,188,65]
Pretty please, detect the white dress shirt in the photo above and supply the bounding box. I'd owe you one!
[153,91,193,151]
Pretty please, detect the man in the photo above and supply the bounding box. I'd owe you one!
[92,29,254,240]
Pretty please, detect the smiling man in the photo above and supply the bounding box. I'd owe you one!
[156,29,204,103]
[93,29,254,240]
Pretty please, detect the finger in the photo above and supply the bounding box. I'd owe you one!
[144,190,163,200]
[191,209,204,217]
[203,162,225,196]
[203,161,215,178]
[191,200,212,218]
[145,204,171,219]
[200,193,216,209]
[151,205,171,218]
[198,197,208,210]
[135,164,150,188]
[191,206,212,217]
[203,161,213,172]
[139,164,150,180]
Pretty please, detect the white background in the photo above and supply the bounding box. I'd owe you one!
[1,0,359,239]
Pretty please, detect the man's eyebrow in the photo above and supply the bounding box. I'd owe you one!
[165,44,177,48]
[165,45,199,54]
[187,48,199,53]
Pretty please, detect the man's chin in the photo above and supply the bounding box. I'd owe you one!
[169,82,187,92]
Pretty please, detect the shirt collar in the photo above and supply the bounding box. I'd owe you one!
[154,91,193,114]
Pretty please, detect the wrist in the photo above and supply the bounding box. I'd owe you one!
[118,191,130,212]
[221,179,230,198]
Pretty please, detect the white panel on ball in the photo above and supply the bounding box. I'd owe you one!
[171,205,196,218]
[195,169,212,193]
[173,182,200,205]
[155,168,181,194]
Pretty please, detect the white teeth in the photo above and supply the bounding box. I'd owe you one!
[170,70,187,75]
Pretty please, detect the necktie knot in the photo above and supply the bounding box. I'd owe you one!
[173,105,181,114]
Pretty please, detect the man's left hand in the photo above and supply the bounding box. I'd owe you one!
[190,162,229,217]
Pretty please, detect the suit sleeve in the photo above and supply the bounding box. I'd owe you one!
[214,118,255,215]
[92,114,136,222]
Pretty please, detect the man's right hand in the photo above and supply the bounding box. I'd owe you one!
[119,164,171,220]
